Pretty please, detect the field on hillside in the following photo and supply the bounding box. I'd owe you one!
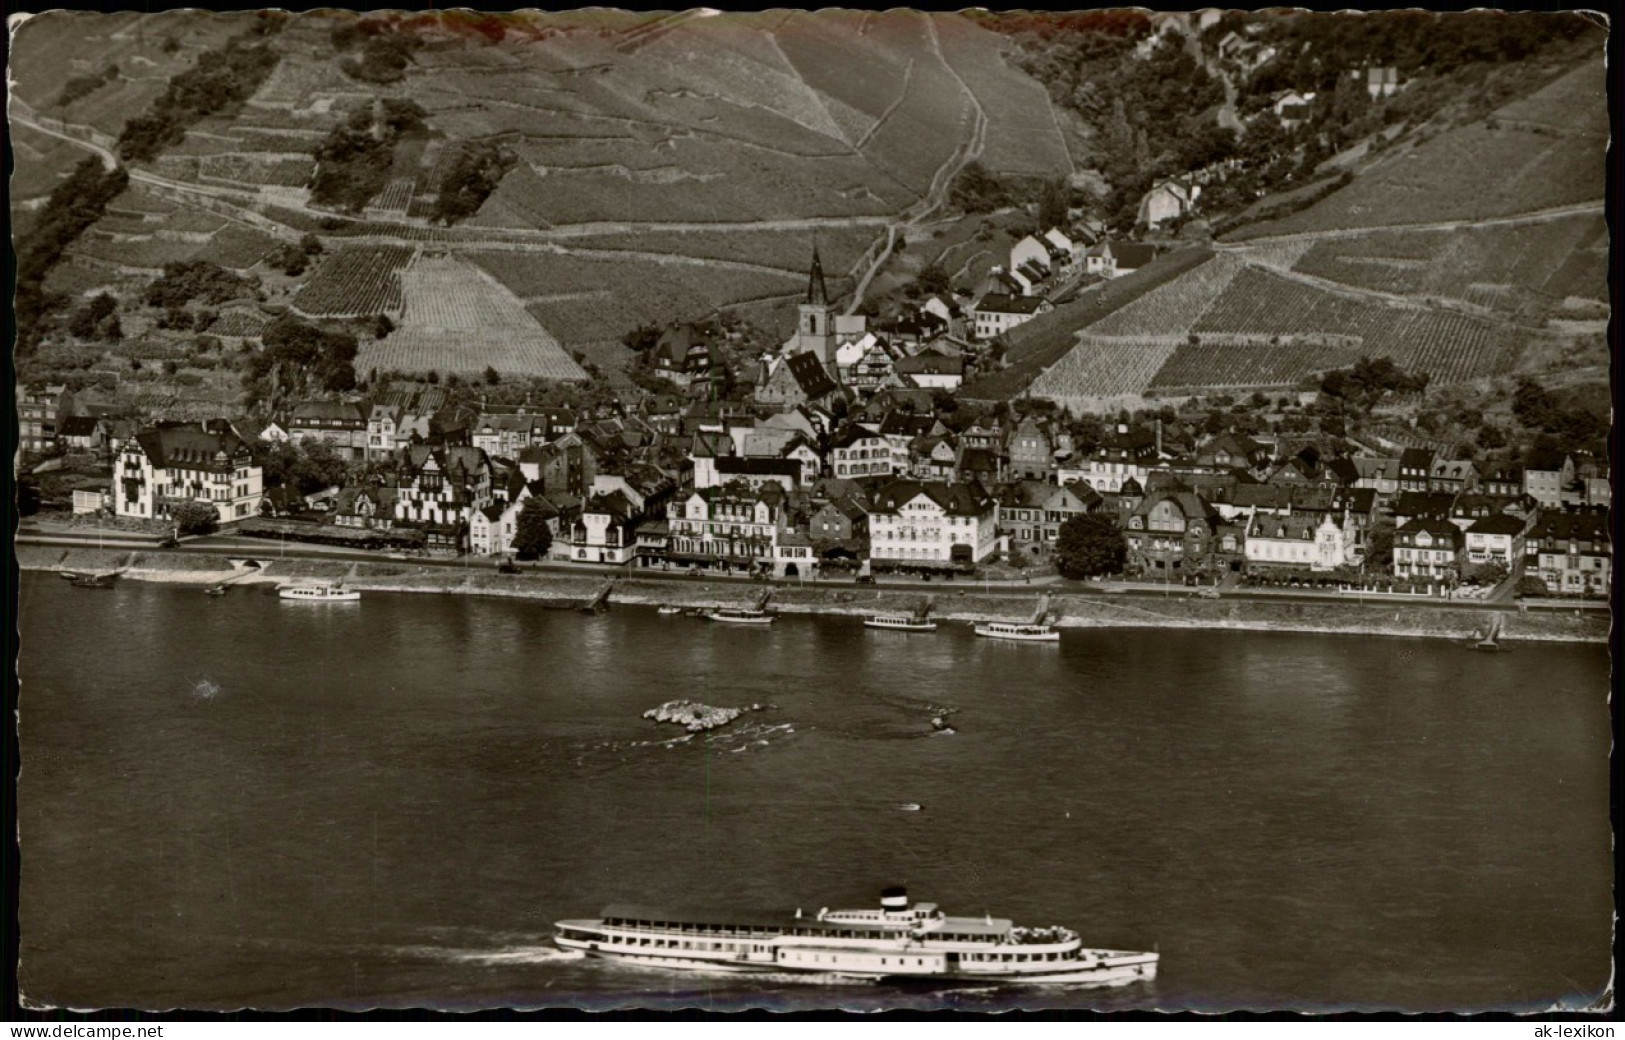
[467,251,805,348]
[1028,338,1180,406]
[356,253,587,380]
[1229,60,1605,240]
[931,13,1072,176]
[1281,213,1607,319]
[1189,266,1521,384]
[292,246,416,317]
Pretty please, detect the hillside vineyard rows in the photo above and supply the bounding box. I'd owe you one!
[6,10,1609,412]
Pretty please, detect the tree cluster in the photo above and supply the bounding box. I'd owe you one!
[144,260,258,309]
[269,234,325,276]
[14,157,129,355]
[116,33,281,163]
[1055,513,1128,579]
[171,501,221,537]
[1317,356,1429,413]
[67,293,122,343]
[1511,379,1608,452]
[949,162,1015,214]
[511,498,556,560]
[309,100,427,212]
[59,64,119,107]
[245,315,360,406]
[256,439,354,496]
[430,141,517,224]
[332,18,424,84]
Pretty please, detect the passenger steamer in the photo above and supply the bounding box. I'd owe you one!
[554,887,1157,986]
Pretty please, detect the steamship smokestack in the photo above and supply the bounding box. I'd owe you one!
[881,886,910,911]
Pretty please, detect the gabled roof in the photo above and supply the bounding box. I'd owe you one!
[59,416,101,437]
[1526,448,1571,472]
[974,292,1048,316]
[784,352,839,399]
[894,349,965,377]
[289,400,367,424]
[1111,242,1157,269]
[1467,513,1526,536]
[871,480,993,518]
[716,456,800,479]
[1248,512,1320,541]
[134,422,251,469]
[1399,447,1435,470]
[1396,517,1464,543]
[879,412,938,439]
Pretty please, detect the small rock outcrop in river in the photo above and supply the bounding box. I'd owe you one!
[643,700,765,733]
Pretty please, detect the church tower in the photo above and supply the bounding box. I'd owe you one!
[790,243,837,365]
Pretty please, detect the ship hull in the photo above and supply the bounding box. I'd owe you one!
[555,933,1157,987]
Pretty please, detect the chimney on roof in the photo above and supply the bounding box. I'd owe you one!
[1156,418,1163,457]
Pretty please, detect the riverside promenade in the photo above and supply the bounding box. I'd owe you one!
[17,539,1607,645]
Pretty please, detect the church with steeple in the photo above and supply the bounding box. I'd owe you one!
[782,244,838,368]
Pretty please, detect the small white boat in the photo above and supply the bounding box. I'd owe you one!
[974,622,1059,642]
[279,583,361,602]
[706,609,775,625]
[864,614,937,632]
[657,606,684,615]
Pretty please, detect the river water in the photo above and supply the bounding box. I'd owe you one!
[15,574,1612,1012]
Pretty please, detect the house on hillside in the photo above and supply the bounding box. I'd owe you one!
[18,384,74,455]
[1358,66,1403,99]
[58,416,107,453]
[1523,449,1574,509]
[650,324,721,389]
[970,293,1052,341]
[1137,179,1200,228]
[894,347,965,392]
[287,400,368,459]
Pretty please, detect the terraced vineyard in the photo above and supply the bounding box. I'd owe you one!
[1086,254,1246,337]
[292,245,415,317]
[1148,339,1366,391]
[356,253,588,381]
[1028,337,1179,407]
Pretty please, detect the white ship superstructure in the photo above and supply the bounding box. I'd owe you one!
[554,887,1157,986]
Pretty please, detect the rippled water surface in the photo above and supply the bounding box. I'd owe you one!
[16,575,1612,1011]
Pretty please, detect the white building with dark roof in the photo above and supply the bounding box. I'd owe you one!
[113,421,263,521]
[868,479,999,565]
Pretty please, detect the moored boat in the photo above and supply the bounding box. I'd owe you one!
[974,622,1059,642]
[204,584,229,597]
[864,614,937,632]
[657,606,684,615]
[554,886,1157,986]
[278,583,361,602]
[706,609,775,625]
[70,575,115,589]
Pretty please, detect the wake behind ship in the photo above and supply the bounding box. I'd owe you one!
[554,887,1157,986]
